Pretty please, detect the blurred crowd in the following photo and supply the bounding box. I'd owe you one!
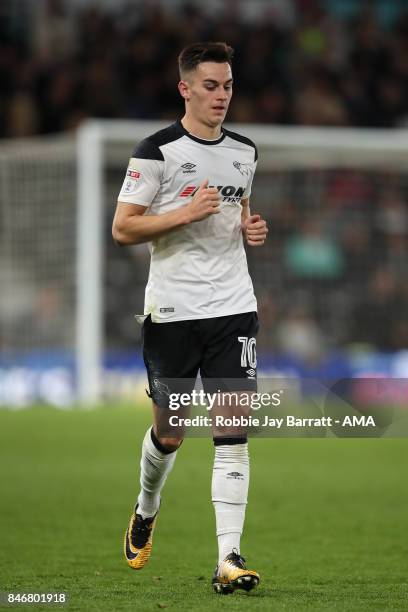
[1,0,408,137]
[250,168,408,359]
[104,165,408,359]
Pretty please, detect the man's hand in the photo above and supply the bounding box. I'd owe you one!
[185,179,221,222]
[242,214,268,246]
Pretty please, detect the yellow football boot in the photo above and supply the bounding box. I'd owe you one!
[124,505,158,570]
[212,549,260,594]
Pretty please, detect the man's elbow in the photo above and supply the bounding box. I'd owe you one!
[112,221,144,246]
[111,223,121,245]
[112,222,129,246]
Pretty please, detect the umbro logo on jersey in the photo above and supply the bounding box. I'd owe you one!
[181,162,197,174]
[179,185,245,203]
[233,161,251,177]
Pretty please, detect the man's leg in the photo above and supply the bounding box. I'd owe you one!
[212,437,249,562]
[124,406,184,570]
[200,312,260,592]
[210,435,259,593]
[137,421,180,520]
[137,399,185,519]
[125,315,199,570]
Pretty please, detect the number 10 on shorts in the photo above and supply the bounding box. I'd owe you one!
[238,336,257,368]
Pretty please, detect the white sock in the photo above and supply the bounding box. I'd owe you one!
[211,443,249,566]
[137,427,177,519]
[218,531,241,564]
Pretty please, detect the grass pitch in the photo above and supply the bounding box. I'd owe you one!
[0,404,407,611]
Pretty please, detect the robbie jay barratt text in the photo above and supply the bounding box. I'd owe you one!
[167,415,377,428]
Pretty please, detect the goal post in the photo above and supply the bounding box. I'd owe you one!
[76,122,104,405]
[76,120,169,404]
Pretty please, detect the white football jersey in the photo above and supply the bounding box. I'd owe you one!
[118,120,258,323]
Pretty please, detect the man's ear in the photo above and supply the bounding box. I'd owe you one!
[178,80,190,101]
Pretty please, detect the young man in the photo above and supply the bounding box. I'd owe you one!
[113,41,268,594]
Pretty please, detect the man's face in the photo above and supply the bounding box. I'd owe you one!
[179,62,233,128]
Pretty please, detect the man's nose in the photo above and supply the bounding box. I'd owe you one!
[217,88,228,100]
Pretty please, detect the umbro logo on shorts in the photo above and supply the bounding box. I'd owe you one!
[246,368,256,379]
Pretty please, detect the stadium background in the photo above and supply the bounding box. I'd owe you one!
[1,0,408,404]
[0,1,408,610]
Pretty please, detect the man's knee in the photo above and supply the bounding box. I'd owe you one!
[150,423,184,453]
[154,433,183,453]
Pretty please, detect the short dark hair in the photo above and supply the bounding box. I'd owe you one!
[178,42,234,78]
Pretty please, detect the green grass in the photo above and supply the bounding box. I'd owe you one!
[0,405,407,611]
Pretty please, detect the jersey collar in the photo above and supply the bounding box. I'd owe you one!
[176,119,225,145]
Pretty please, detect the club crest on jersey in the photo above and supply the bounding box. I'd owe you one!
[179,184,245,204]
[233,161,251,177]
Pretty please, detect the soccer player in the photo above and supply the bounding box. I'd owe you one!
[112,41,268,594]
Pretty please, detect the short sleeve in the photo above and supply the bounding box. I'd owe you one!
[243,160,258,199]
[118,138,164,206]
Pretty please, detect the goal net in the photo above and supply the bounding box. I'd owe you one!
[1,122,408,405]
[0,136,76,406]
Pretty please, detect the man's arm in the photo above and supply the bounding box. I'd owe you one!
[241,197,268,246]
[112,179,220,246]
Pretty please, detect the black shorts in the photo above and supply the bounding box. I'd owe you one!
[142,312,259,407]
